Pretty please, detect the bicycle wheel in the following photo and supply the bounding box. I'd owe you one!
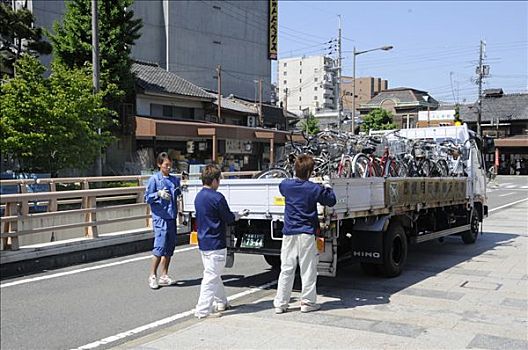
[253,168,292,179]
[435,159,449,177]
[352,153,369,178]
[369,159,383,177]
[418,159,432,177]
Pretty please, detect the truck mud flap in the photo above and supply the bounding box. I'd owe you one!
[350,230,383,263]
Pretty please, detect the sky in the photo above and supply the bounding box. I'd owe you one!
[274,1,528,104]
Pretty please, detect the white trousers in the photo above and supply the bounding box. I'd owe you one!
[195,248,228,317]
[274,234,318,308]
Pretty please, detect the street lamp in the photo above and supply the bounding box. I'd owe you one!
[351,45,393,134]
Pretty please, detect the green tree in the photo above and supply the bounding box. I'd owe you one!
[0,2,52,77]
[49,0,143,112]
[298,114,320,136]
[360,108,397,133]
[0,55,115,174]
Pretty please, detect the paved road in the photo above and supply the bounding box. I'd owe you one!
[1,176,527,350]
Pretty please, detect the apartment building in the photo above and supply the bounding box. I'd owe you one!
[277,55,337,115]
[340,76,388,112]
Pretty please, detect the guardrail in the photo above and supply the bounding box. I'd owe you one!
[0,171,259,251]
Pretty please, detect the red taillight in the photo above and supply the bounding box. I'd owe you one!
[192,218,197,232]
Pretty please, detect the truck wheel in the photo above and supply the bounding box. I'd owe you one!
[379,223,408,277]
[461,208,479,244]
[360,263,380,276]
[264,255,281,269]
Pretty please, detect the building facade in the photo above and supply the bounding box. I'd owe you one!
[21,0,273,101]
[277,55,337,116]
[340,76,388,112]
[359,87,439,129]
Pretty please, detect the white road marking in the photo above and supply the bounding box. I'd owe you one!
[522,186,528,189]
[498,192,515,197]
[500,182,513,187]
[489,198,528,213]
[74,279,278,349]
[223,277,241,283]
[0,246,198,288]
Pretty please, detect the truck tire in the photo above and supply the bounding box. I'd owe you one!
[461,208,479,244]
[379,223,408,277]
[264,255,281,269]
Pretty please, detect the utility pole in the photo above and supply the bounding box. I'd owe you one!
[336,15,342,133]
[283,87,288,111]
[92,0,102,177]
[258,79,263,127]
[216,64,221,123]
[476,40,486,136]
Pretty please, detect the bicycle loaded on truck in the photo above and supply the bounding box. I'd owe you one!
[181,125,488,277]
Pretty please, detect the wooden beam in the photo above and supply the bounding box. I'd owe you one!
[255,131,274,139]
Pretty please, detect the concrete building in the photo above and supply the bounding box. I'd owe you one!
[340,76,388,112]
[19,0,273,101]
[277,55,337,116]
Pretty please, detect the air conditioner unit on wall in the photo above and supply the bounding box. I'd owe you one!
[247,115,257,127]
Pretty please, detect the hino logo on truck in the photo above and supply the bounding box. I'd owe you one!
[353,251,381,258]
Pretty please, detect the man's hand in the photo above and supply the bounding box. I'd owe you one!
[322,175,332,189]
[157,189,171,201]
[234,209,250,221]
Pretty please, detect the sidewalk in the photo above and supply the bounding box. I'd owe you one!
[117,201,528,350]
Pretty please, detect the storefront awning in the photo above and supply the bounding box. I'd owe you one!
[494,135,528,148]
[135,116,293,143]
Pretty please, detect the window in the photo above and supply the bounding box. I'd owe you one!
[283,62,287,67]
[315,102,319,108]
[314,87,318,91]
[299,61,302,66]
[314,96,318,100]
[151,103,194,120]
[299,78,302,83]
[299,87,302,92]
[299,69,302,74]
[299,96,302,101]
[283,71,287,76]
[314,77,318,82]
[314,68,318,73]
[283,80,287,85]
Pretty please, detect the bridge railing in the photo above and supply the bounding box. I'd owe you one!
[0,171,259,251]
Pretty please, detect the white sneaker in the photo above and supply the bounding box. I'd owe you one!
[301,303,321,313]
[275,306,287,314]
[215,303,231,312]
[148,275,159,289]
[195,312,222,319]
[158,275,176,286]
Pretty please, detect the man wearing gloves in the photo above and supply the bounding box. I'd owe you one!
[274,154,336,314]
[194,164,250,319]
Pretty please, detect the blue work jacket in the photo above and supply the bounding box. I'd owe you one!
[144,172,181,220]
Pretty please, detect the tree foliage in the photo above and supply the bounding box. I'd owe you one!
[0,2,52,76]
[0,55,115,174]
[360,108,397,133]
[49,0,143,110]
[298,114,320,136]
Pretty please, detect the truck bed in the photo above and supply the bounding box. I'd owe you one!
[181,177,468,220]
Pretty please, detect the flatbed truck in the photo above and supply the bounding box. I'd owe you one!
[181,125,488,277]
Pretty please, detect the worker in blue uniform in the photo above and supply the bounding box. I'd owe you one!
[144,152,181,289]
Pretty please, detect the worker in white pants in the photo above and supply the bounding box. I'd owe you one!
[274,233,318,311]
[195,248,228,317]
[193,164,250,319]
[273,155,336,314]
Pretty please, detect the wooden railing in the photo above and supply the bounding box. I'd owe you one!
[0,171,259,251]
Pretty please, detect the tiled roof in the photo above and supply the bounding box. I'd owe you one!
[214,96,258,114]
[461,93,528,122]
[363,87,438,107]
[132,61,214,100]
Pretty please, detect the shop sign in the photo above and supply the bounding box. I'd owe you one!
[226,139,253,154]
[418,110,455,121]
[268,0,278,60]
